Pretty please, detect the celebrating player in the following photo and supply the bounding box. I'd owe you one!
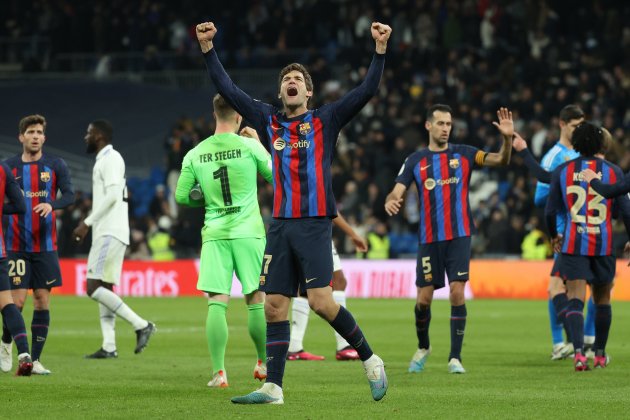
[545,122,630,370]
[73,120,156,359]
[175,94,270,388]
[385,105,513,374]
[197,20,391,404]
[0,115,75,375]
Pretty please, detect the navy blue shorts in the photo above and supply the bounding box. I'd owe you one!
[0,258,10,292]
[259,218,333,297]
[7,251,62,290]
[556,253,615,284]
[416,236,471,290]
[550,253,562,278]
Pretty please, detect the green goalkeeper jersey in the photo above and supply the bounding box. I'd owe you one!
[175,132,272,242]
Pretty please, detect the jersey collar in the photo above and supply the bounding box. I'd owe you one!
[96,144,113,161]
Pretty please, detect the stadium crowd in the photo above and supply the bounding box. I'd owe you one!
[10,0,629,258]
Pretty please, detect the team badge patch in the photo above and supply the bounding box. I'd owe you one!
[259,275,266,286]
[12,277,21,286]
[40,171,51,182]
[298,122,312,135]
[449,159,460,169]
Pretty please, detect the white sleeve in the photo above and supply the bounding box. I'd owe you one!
[84,188,118,227]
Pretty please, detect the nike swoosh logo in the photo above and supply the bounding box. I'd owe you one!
[305,277,317,284]
[457,272,468,276]
[46,279,57,285]
[420,165,431,171]
[15,176,21,180]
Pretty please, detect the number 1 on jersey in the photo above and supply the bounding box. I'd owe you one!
[213,166,232,206]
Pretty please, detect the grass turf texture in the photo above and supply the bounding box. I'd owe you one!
[3,296,630,419]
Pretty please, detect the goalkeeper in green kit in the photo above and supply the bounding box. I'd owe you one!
[175,94,271,388]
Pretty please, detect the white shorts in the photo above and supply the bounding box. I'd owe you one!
[332,241,342,272]
[87,236,127,285]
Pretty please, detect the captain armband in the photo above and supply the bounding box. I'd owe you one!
[475,151,488,166]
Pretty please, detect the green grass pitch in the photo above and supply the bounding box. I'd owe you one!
[3,296,630,419]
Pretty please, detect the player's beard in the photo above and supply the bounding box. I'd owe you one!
[86,142,97,154]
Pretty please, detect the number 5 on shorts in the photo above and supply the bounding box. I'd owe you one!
[263,254,273,274]
[421,256,431,274]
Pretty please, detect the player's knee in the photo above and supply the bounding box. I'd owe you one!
[548,277,565,296]
[264,301,283,321]
[12,296,26,310]
[449,286,465,305]
[308,298,335,320]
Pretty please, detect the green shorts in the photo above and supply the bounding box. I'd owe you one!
[198,237,265,295]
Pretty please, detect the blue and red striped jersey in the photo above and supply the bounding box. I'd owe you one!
[2,154,74,253]
[396,144,486,244]
[546,157,630,256]
[0,162,26,258]
[204,48,384,218]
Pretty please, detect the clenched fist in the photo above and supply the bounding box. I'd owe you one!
[371,22,392,53]
[196,22,217,53]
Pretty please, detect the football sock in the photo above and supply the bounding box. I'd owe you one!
[449,304,467,361]
[584,296,596,341]
[31,310,50,361]
[91,287,148,330]
[414,304,431,349]
[549,297,565,345]
[594,304,612,355]
[1,304,29,355]
[332,291,351,351]
[207,301,228,373]
[566,299,585,353]
[329,306,373,361]
[99,303,117,352]
[266,321,290,388]
[1,319,11,344]
[247,303,266,361]
[288,297,309,353]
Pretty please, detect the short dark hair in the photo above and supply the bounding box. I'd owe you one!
[278,63,313,97]
[212,94,237,121]
[19,114,46,134]
[426,104,452,122]
[91,119,113,142]
[571,122,603,157]
[559,105,584,123]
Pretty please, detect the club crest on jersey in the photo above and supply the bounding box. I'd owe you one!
[40,171,51,182]
[12,277,21,286]
[449,159,460,169]
[424,178,436,191]
[259,275,266,286]
[298,122,312,135]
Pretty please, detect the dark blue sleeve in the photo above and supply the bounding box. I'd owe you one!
[2,163,25,215]
[545,168,564,237]
[203,49,272,132]
[327,53,385,128]
[51,158,75,209]
[517,148,551,184]
[394,154,417,188]
[590,172,630,199]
